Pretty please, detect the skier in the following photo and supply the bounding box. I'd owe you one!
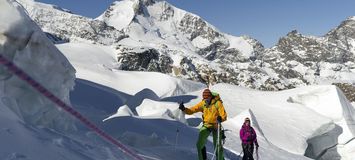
[179,88,227,160]
[240,117,259,160]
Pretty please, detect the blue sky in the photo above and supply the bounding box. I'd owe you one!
[37,0,355,47]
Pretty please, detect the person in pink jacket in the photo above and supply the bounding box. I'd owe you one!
[239,117,259,160]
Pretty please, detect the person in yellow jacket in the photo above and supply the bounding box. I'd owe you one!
[179,88,227,160]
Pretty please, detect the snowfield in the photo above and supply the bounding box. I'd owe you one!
[58,41,355,159]
[56,42,205,97]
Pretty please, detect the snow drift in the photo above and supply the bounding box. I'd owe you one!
[100,82,354,159]
[0,0,75,132]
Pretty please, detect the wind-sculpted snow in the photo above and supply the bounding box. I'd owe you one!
[0,0,75,132]
[98,81,353,159]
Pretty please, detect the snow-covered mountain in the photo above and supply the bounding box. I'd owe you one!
[18,0,282,89]
[17,0,355,91]
[17,0,127,44]
[263,22,355,88]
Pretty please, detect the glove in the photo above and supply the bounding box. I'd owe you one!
[217,116,222,123]
[221,130,226,140]
[179,102,186,111]
[256,143,259,148]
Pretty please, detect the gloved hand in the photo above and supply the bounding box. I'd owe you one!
[179,102,185,111]
[256,143,259,148]
[221,130,226,140]
[217,116,222,123]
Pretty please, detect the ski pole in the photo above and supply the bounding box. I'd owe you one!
[238,150,243,158]
[211,122,221,160]
[175,101,183,151]
[211,146,218,160]
[217,122,221,160]
[174,125,179,150]
[211,125,218,160]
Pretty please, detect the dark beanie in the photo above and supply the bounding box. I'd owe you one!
[202,89,212,98]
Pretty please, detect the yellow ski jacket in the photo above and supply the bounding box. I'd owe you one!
[184,93,227,128]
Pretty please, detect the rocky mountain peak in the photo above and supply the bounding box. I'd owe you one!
[18,0,355,90]
[287,30,301,36]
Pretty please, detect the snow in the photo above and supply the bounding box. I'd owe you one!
[99,81,354,159]
[3,0,355,159]
[288,87,344,120]
[17,0,355,92]
[0,0,75,132]
[95,0,259,64]
[170,53,184,67]
[191,36,212,49]
[222,109,312,160]
[350,38,355,53]
[103,105,134,121]
[17,0,69,14]
[134,99,187,123]
[136,99,175,117]
[56,42,205,97]
[55,41,329,159]
[3,32,355,160]
[96,0,136,30]
[225,34,254,57]
[0,1,132,160]
[293,49,307,58]
[177,84,353,159]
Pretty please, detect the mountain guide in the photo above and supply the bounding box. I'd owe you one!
[240,117,259,160]
[179,89,227,160]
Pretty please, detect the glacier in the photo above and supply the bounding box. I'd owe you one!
[1,0,355,160]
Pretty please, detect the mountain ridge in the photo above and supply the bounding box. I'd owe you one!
[18,0,355,90]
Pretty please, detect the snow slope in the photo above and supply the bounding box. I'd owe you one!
[68,43,354,160]
[111,83,354,160]
[56,42,205,97]
[96,0,136,30]
[55,41,316,159]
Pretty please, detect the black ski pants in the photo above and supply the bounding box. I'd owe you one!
[242,143,254,160]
